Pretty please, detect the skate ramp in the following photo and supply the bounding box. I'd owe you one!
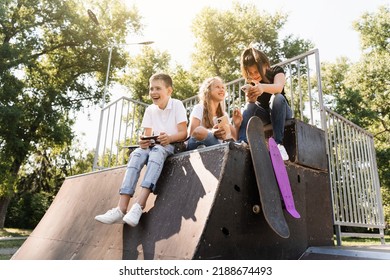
[13,144,248,259]
[13,119,336,259]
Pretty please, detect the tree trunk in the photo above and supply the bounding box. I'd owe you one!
[0,195,11,229]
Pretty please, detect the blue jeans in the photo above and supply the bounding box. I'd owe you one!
[186,132,220,150]
[119,144,174,195]
[238,94,292,144]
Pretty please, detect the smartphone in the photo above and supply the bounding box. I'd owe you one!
[240,84,251,94]
[141,135,160,145]
[217,115,229,128]
[217,115,232,140]
[140,135,159,140]
[241,82,256,93]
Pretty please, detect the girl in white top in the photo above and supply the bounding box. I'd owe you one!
[187,77,241,150]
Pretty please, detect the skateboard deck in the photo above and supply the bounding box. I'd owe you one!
[268,137,301,219]
[246,116,290,238]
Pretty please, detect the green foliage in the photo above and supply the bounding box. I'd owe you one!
[5,192,51,229]
[120,46,171,103]
[0,228,31,238]
[321,5,390,230]
[350,7,390,197]
[171,65,199,100]
[190,1,313,82]
[0,0,141,227]
[353,5,390,53]
[5,141,95,229]
[382,187,390,234]
[120,46,198,101]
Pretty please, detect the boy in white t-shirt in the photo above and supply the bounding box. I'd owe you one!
[95,73,188,227]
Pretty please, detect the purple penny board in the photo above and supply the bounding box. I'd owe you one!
[247,116,290,238]
[268,137,301,219]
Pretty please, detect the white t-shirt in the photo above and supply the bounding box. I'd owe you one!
[190,103,229,128]
[141,97,187,135]
[190,104,231,141]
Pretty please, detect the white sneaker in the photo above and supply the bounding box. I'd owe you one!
[123,203,143,227]
[95,207,124,224]
[277,144,289,161]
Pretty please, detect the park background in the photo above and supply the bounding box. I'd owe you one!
[0,0,389,245]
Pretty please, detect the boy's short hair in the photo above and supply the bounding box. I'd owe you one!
[149,73,173,88]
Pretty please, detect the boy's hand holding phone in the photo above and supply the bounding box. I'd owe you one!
[157,132,170,146]
[140,135,159,148]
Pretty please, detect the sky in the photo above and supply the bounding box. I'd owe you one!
[76,0,388,150]
[128,0,388,65]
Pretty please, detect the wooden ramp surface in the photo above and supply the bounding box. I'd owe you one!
[12,145,230,260]
[13,140,335,260]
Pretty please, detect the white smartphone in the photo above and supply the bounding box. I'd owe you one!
[241,84,251,94]
[241,82,256,94]
[217,115,232,140]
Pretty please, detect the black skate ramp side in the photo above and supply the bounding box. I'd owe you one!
[12,144,242,260]
[12,142,334,260]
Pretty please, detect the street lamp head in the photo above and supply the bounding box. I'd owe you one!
[139,41,154,45]
[87,9,99,26]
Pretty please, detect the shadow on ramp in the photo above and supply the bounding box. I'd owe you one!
[13,141,334,260]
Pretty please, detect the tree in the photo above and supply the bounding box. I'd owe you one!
[321,5,390,231]
[120,46,198,102]
[5,140,95,229]
[190,1,313,82]
[0,0,141,228]
[120,46,171,103]
[352,6,390,231]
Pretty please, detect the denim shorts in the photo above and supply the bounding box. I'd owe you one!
[186,131,221,150]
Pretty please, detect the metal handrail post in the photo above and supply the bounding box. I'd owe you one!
[93,45,113,170]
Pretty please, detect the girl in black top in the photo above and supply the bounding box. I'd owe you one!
[234,47,292,160]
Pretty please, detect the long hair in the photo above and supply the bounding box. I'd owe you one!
[198,77,225,129]
[240,47,270,83]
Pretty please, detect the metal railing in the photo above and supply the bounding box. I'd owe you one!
[325,108,385,244]
[93,97,149,169]
[183,49,326,129]
[92,49,385,244]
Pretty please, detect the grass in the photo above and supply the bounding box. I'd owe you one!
[334,235,390,246]
[0,239,26,249]
[0,254,13,260]
[0,228,32,238]
[0,228,32,260]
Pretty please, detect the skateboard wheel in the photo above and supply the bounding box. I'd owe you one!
[252,205,261,214]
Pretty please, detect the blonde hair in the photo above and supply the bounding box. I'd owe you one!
[198,77,225,129]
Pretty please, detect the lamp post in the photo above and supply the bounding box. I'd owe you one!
[87,9,154,170]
